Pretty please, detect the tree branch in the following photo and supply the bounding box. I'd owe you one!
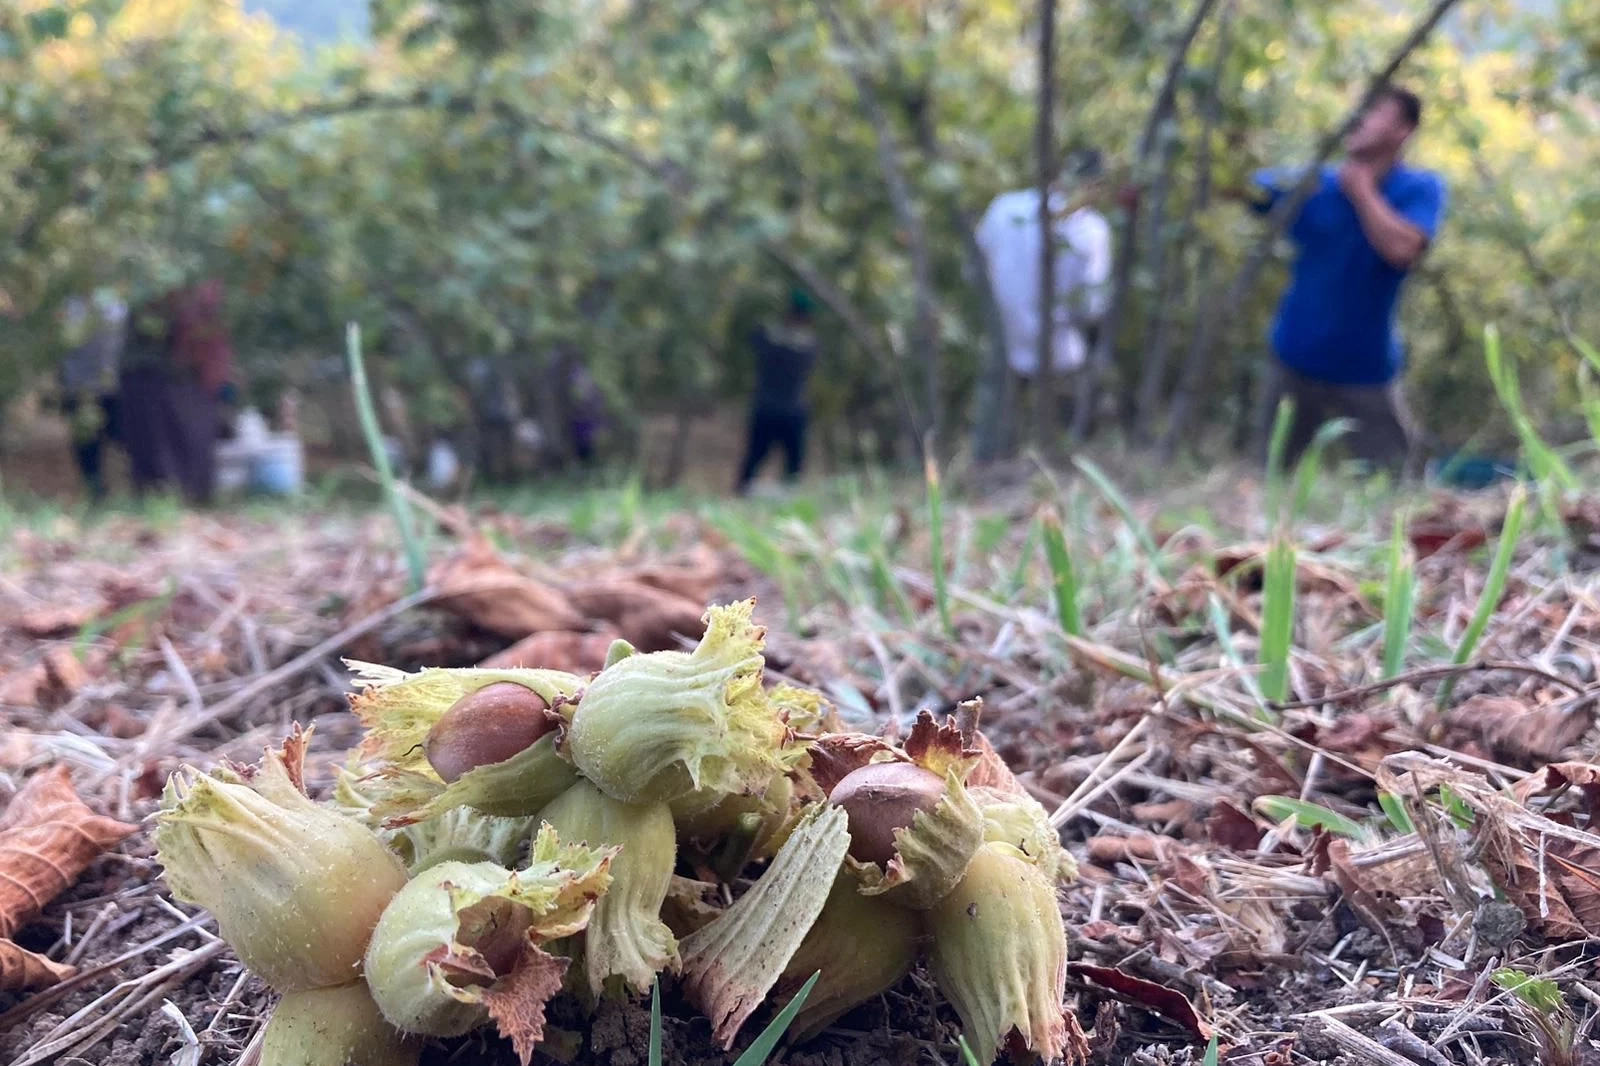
[1160,0,1466,460]
[1135,0,1236,439]
[816,0,940,452]
[1071,0,1221,442]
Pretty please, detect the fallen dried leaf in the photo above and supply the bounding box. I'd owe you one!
[1068,963,1214,1042]
[1518,762,1600,822]
[0,663,47,707]
[1442,695,1592,768]
[1206,801,1264,852]
[43,647,90,699]
[1479,813,1599,942]
[0,765,139,939]
[477,630,620,674]
[560,580,707,652]
[429,538,586,639]
[622,545,725,604]
[0,940,74,991]
[11,602,101,638]
[1087,834,1180,866]
[1326,838,1400,931]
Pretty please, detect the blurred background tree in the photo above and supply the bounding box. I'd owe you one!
[1,0,1595,489]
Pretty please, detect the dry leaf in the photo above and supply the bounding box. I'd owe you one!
[1518,762,1600,821]
[1087,834,1180,866]
[429,538,586,639]
[0,940,74,991]
[1443,695,1592,767]
[477,630,620,674]
[1477,808,1598,941]
[1068,963,1214,1042]
[0,663,47,707]
[44,647,90,699]
[622,545,725,604]
[0,765,139,938]
[1326,838,1400,931]
[1206,801,1264,852]
[560,580,707,652]
[11,602,102,638]
[481,945,569,1066]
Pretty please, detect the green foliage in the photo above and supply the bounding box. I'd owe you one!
[2,0,1598,464]
[1381,510,1416,679]
[1253,796,1369,841]
[1439,485,1527,706]
[1492,969,1564,1015]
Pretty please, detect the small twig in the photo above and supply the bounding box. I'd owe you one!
[1312,1014,1432,1066]
[158,636,205,720]
[1269,659,1587,710]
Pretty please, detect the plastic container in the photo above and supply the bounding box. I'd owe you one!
[250,435,304,496]
[216,441,252,496]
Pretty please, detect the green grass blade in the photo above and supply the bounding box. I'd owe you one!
[1040,507,1082,636]
[1005,520,1041,602]
[1203,1034,1220,1066]
[1440,486,1527,706]
[731,970,821,1066]
[1485,323,1575,490]
[1254,795,1368,840]
[1382,509,1415,680]
[1259,536,1297,706]
[1264,396,1295,523]
[956,1035,983,1066]
[1290,417,1355,521]
[1377,791,1415,835]
[649,978,663,1066]
[346,322,426,592]
[926,455,952,636]
[1072,456,1164,576]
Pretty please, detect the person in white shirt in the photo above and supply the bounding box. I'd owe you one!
[975,149,1113,385]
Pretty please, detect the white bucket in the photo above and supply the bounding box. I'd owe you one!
[249,435,304,496]
[216,441,252,496]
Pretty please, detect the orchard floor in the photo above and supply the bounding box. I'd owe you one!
[1,466,1596,1066]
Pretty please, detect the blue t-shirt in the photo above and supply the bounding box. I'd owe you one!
[1252,164,1447,386]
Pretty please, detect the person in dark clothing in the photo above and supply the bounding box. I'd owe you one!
[737,289,818,495]
[57,294,128,502]
[117,281,236,505]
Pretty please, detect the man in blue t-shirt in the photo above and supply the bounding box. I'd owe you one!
[1245,86,1447,475]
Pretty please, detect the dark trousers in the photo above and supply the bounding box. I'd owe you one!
[737,407,806,493]
[1259,361,1415,478]
[62,394,118,501]
[118,368,220,505]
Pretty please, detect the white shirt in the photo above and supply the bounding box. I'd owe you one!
[975,188,1112,377]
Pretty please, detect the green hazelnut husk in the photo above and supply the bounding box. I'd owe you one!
[154,729,409,993]
[972,786,1078,886]
[334,759,533,873]
[349,662,586,772]
[680,804,852,1049]
[539,778,679,996]
[564,600,796,806]
[260,981,419,1066]
[363,828,615,1040]
[775,866,925,1042]
[927,842,1084,1064]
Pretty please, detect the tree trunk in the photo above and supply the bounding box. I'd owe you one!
[1134,0,1235,441]
[1033,0,1059,451]
[1070,0,1222,444]
[1160,0,1466,461]
[818,0,941,449]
